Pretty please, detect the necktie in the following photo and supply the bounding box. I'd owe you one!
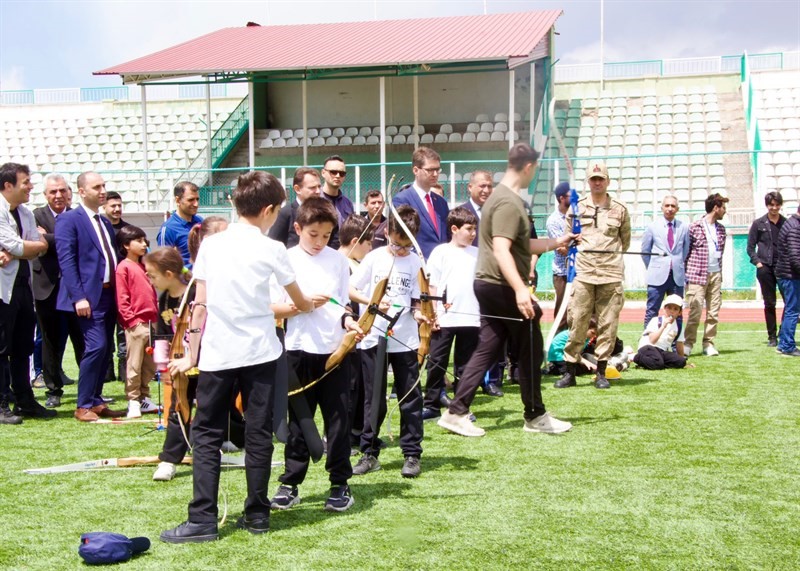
[425,193,439,234]
[667,221,674,250]
[94,214,117,281]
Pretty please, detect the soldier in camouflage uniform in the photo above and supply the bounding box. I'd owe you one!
[555,161,631,389]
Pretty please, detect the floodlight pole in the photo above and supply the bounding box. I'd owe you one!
[302,81,308,166]
[205,80,213,187]
[248,82,255,170]
[141,85,150,210]
[379,76,386,192]
[600,0,605,91]
[508,69,515,149]
[413,76,419,150]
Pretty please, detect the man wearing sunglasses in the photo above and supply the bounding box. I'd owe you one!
[392,147,449,259]
[320,155,355,250]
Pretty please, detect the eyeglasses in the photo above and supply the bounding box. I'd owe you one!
[389,240,413,252]
[325,169,347,178]
[419,166,441,174]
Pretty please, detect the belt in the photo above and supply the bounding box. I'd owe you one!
[102,283,112,289]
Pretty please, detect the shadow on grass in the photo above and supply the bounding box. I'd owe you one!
[258,480,415,533]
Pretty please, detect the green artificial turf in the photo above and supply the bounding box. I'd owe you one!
[1,323,798,570]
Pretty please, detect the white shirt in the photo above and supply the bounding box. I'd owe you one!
[703,220,721,273]
[80,202,116,283]
[193,223,295,371]
[351,246,421,353]
[469,198,482,220]
[428,242,480,328]
[283,245,349,354]
[0,194,38,303]
[638,316,685,351]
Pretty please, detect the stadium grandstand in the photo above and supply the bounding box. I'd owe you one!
[1,11,798,294]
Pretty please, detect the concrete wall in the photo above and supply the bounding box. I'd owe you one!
[265,70,516,129]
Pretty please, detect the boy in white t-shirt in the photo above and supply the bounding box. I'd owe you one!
[161,171,314,544]
[633,294,692,370]
[270,198,363,513]
[350,205,427,479]
[422,207,481,420]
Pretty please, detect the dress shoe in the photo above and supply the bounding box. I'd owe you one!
[59,371,75,386]
[767,337,778,347]
[45,395,61,408]
[91,404,126,418]
[439,391,452,408]
[14,401,57,419]
[31,373,46,389]
[160,521,218,544]
[75,408,100,422]
[482,382,504,397]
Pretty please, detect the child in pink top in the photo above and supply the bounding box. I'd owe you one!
[115,225,159,418]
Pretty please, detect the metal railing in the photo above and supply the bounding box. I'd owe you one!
[0,83,249,106]
[555,50,800,83]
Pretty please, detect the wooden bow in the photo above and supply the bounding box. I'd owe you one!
[163,280,194,424]
[323,275,389,372]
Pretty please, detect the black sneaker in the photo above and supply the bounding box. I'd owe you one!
[401,456,421,478]
[236,514,270,534]
[422,407,441,421]
[554,371,576,388]
[160,521,218,544]
[352,454,381,475]
[14,400,57,419]
[270,485,300,510]
[767,337,778,347]
[0,404,23,425]
[45,395,61,408]
[324,485,354,512]
[594,373,610,389]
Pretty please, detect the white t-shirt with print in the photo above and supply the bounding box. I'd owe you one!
[428,242,480,329]
[283,245,349,354]
[193,224,295,371]
[351,246,421,353]
[638,316,685,351]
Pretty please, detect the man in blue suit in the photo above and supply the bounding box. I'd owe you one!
[392,147,449,259]
[458,170,493,247]
[641,194,690,327]
[55,172,126,422]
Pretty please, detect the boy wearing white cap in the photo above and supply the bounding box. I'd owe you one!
[633,294,693,370]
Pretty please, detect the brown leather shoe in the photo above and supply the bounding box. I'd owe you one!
[91,405,126,419]
[75,408,100,422]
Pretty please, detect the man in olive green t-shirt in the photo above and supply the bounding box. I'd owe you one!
[438,143,574,438]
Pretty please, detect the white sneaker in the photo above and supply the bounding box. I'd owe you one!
[684,344,693,356]
[703,344,719,356]
[153,461,177,481]
[523,412,572,434]
[126,400,142,418]
[437,410,485,437]
[221,440,241,453]
[140,398,160,414]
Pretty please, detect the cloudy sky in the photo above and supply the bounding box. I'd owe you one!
[1,0,798,90]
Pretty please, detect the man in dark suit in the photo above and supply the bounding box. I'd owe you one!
[55,172,125,422]
[458,170,494,247]
[32,174,85,408]
[392,147,449,259]
[0,162,54,423]
[641,194,690,328]
[268,167,321,247]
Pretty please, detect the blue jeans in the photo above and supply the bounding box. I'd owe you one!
[777,278,799,353]
[645,271,684,328]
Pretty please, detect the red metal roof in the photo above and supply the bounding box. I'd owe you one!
[96,10,561,81]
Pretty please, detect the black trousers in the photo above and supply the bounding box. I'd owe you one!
[633,345,687,370]
[449,280,545,422]
[35,289,85,398]
[359,346,422,458]
[756,264,785,338]
[347,350,365,442]
[424,326,479,409]
[279,351,352,486]
[188,360,276,523]
[0,280,37,408]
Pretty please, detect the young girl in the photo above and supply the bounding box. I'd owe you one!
[147,217,236,482]
[115,225,159,419]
